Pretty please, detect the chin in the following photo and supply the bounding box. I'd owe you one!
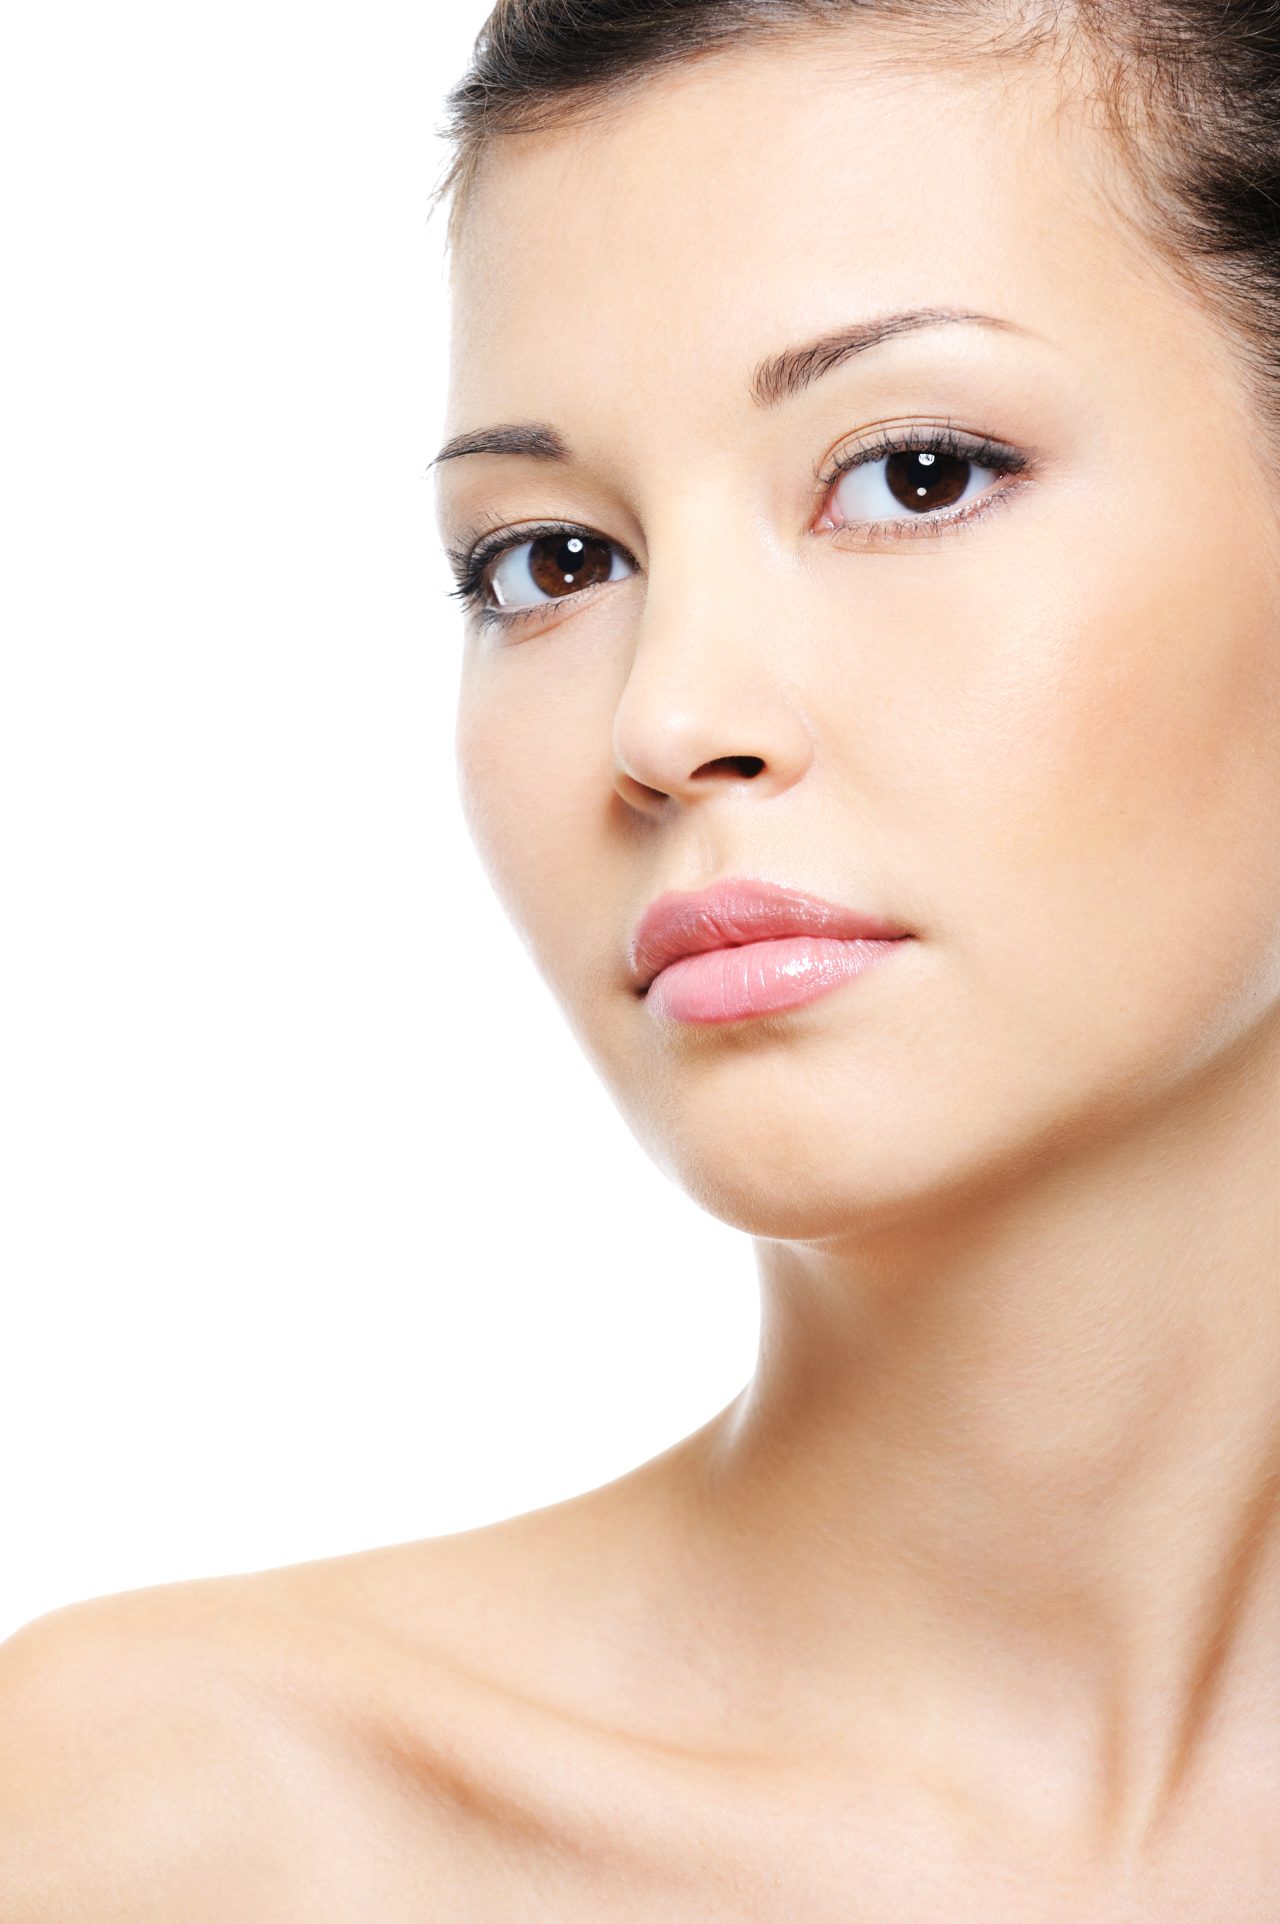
[623,1084,996,1244]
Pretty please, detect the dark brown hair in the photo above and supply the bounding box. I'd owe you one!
[429,0,1280,450]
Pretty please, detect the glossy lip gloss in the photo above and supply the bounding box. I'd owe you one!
[645,932,908,1023]
[630,878,915,1026]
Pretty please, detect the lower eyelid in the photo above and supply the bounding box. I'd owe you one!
[827,470,1029,546]
[475,548,634,629]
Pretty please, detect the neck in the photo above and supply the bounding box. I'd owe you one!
[683,1011,1280,1855]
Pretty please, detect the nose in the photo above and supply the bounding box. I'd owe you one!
[611,530,815,815]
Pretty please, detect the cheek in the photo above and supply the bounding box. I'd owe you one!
[454,689,515,900]
[455,656,615,973]
[931,518,1280,1079]
[456,680,549,925]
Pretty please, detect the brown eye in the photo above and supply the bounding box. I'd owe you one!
[491,531,629,611]
[829,441,1006,530]
[883,448,972,512]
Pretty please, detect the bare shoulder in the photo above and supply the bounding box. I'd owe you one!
[0,1585,275,1918]
[0,1473,718,1920]
[0,1573,470,1922]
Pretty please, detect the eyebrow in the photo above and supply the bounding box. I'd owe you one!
[428,306,1033,469]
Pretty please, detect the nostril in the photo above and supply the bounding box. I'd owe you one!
[694,755,765,779]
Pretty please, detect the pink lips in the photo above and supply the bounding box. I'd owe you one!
[629,878,914,1025]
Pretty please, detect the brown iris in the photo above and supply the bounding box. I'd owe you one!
[510,531,615,604]
[881,448,971,513]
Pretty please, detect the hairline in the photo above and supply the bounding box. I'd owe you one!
[433,9,1075,263]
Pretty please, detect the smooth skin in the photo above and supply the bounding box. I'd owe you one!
[4,24,1279,1921]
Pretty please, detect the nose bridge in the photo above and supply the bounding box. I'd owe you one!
[638,476,766,636]
[611,482,814,802]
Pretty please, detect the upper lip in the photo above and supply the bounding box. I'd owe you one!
[629,877,914,993]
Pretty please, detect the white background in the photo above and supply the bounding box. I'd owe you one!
[0,3,756,1641]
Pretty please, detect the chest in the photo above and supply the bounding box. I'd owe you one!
[304,1774,1280,1924]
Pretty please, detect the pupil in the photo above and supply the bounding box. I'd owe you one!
[529,533,612,599]
[886,449,970,513]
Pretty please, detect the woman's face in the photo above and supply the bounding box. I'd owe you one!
[436,35,1280,1238]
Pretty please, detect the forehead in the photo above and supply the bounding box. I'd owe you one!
[442,34,1151,452]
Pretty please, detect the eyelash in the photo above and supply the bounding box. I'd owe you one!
[445,422,1031,633]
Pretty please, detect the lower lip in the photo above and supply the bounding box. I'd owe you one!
[644,935,912,1024]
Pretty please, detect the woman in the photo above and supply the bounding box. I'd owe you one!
[4,0,1278,1914]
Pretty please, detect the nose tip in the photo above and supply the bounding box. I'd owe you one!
[608,552,816,809]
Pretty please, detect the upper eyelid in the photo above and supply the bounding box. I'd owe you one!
[817,421,1025,485]
[451,518,637,585]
